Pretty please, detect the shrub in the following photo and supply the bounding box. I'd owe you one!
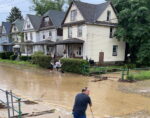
[31,54,51,68]
[10,55,17,60]
[0,52,14,59]
[60,58,89,74]
[124,64,136,69]
[19,56,31,61]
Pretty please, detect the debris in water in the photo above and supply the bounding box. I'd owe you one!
[23,100,38,105]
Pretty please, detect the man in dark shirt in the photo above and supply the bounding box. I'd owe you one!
[73,87,92,118]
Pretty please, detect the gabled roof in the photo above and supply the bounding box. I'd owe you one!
[43,10,65,27]
[1,22,11,34]
[12,19,24,32]
[63,1,116,24]
[27,14,43,30]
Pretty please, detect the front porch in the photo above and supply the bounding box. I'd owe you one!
[56,38,84,58]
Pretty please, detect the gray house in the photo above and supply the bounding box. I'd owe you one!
[0,22,12,52]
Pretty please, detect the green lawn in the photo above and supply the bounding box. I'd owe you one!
[127,70,150,81]
[89,66,123,73]
[0,59,39,68]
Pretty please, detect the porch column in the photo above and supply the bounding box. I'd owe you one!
[25,46,28,55]
[44,45,47,55]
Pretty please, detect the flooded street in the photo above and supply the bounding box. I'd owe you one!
[0,63,150,117]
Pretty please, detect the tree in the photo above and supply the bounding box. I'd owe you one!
[114,0,150,64]
[7,7,23,23]
[31,0,65,15]
[31,0,80,15]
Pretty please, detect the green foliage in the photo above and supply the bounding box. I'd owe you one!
[31,0,80,15]
[137,40,150,66]
[61,58,89,74]
[113,0,150,65]
[127,71,150,81]
[124,64,136,69]
[31,52,51,68]
[10,55,17,60]
[7,7,23,23]
[19,56,31,61]
[0,52,14,59]
[31,0,64,15]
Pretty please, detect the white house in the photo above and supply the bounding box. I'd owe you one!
[0,22,12,52]
[59,1,126,64]
[10,19,24,52]
[22,10,65,56]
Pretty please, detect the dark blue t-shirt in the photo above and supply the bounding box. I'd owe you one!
[73,93,92,116]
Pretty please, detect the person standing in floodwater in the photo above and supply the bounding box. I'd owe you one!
[73,87,92,118]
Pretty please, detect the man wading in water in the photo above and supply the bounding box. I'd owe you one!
[73,87,92,118]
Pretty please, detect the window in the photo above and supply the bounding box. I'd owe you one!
[49,31,52,36]
[14,27,17,31]
[68,27,72,38]
[44,17,50,26]
[107,10,111,21]
[27,22,30,29]
[30,32,33,40]
[43,35,45,39]
[71,10,77,21]
[78,25,82,37]
[25,33,28,40]
[110,27,114,38]
[112,45,118,56]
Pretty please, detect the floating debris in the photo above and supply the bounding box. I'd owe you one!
[23,100,38,105]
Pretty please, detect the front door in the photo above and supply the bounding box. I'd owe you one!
[99,52,104,65]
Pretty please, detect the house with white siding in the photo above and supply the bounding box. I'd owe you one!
[22,10,65,56]
[10,19,24,52]
[58,1,126,64]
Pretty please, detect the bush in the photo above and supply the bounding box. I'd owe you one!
[31,54,51,68]
[127,71,150,81]
[124,64,136,69]
[19,56,31,61]
[0,52,14,59]
[61,58,89,74]
[10,55,17,60]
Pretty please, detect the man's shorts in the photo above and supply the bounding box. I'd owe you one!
[73,113,86,118]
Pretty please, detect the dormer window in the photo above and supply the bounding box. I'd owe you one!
[71,10,77,21]
[107,10,111,21]
[14,27,17,31]
[44,17,50,26]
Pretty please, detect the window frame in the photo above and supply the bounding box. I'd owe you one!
[68,27,72,38]
[71,10,77,21]
[110,27,114,38]
[112,45,118,56]
[107,10,111,21]
[78,25,83,37]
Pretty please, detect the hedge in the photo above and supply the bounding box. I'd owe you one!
[61,58,89,74]
[19,56,31,61]
[31,55,51,68]
[0,52,14,59]
[10,55,17,60]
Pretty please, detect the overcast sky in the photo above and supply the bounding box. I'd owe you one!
[0,0,105,23]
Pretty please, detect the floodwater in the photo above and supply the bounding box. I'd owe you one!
[0,63,150,117]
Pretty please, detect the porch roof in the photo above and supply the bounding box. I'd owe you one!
[56,38,84,45]
[20,41,34,45]
[1,42,14,46]
[33,40,55,45]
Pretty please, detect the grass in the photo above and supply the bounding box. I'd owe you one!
[0,59,39,68]
[89,66,123,74]
[127,70,150,81]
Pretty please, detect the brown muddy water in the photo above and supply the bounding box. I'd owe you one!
[0,63,150,118]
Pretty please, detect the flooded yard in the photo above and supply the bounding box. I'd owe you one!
[0,63,150,118]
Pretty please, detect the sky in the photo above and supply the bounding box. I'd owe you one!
[0,0,105,23]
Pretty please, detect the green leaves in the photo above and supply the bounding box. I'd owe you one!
[7,7,23,23]
[113,0,150,64]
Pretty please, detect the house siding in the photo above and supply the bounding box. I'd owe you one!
[64,3,84,24]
